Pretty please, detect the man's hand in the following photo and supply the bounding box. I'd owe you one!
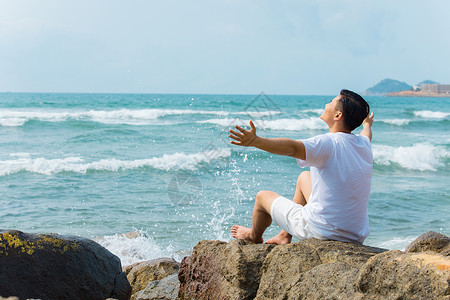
[361,112,374,141]
[229,120,258,147]
[363,112,374,128]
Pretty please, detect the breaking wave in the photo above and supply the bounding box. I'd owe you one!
[301,108,324,115]
[0,149,231,176]
[94,231,183,265]
[373,143,449,171]
[377,119,411,126]
[414,110,450,119]
[198,117,327,131]
[0,109,281,126]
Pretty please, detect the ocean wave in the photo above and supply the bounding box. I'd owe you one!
[0,109,281,126]
[199,117,327,131]
[414,110,450,119]
[236,111,282,117]
[0,149,231,176]
[0,118,28,126]
[377,119,411,126]
[373,143,449,171]
[372,236,417,251]
[94,231,182,265]
[8,152,33,158]
[301,108,324,115]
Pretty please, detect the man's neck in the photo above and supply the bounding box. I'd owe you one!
[328,123,351,134]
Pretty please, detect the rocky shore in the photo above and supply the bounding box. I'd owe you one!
[1,230,449,299]
[386,90,450,97]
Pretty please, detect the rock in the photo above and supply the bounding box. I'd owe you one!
[285,261,363,299]
[357,250,450,299]
[133,273,179,300]
[179,235,450,299]
[255,239,385,299]
[405,231,450,255]
[126,258,180,299]
[178,239,276,300]
[124,262,138,275]
[0,229,131,300]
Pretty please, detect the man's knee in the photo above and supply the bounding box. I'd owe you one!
[256,190,280,203]
[256,190,270,202]
[297,171,310,184]
[255,190,279,212]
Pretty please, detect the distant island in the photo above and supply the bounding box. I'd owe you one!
[363,79,450,97]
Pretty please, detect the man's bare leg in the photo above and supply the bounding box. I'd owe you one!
[231,190,280,243]
[266,171,312,244]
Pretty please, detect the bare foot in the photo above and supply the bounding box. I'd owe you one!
[230,225,263,244]
[266,231,292,245]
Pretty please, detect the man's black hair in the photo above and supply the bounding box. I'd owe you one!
[337,89,370,131]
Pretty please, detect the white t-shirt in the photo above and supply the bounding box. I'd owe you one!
[297,132,373,244]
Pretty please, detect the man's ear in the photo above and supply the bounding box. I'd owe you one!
[334,111,343,120]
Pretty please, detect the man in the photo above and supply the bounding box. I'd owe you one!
[229,89,374,245]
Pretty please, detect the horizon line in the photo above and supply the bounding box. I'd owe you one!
[0,91,353,97]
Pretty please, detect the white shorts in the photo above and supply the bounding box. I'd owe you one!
[270,196,327,241]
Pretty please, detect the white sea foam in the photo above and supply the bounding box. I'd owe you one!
[0,117,28,126]
[9,152,32,158]
[373,143,449,171]
[0,109,224,126]
[378,119,411,126]
[95,231,182,265]
[0,109,281,126]
[199,117,327,131]
[260,118,327,131]
[301,108,324,115]
[373,236,417,251]
[86,109,232,125]
[236,111,282,117]
[0,149,231,176]
[414,110,450,119]
[207,201,235,243]
[198,118,243,127]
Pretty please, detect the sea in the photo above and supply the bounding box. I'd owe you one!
[0,92,449,265]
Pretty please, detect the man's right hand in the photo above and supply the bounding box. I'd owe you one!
[229,120,258,147]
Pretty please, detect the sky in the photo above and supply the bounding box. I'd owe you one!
[0,0,449,95]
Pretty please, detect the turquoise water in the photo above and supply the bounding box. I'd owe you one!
[0,92,448,264]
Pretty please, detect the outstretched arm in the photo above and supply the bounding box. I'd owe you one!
[229,120,306,160]
[361,112,374,141]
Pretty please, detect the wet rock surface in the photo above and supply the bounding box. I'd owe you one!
[0,229,131,300]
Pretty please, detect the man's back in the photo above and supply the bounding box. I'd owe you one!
[297,132,373,244]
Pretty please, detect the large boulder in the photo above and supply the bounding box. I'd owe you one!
[0,229,131,300]
[178,240,276,300]
[357,250,450,299]
[125,258,180,300]
[178,234,450,299]
[405,231,450,255]
[255,239,386,299]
